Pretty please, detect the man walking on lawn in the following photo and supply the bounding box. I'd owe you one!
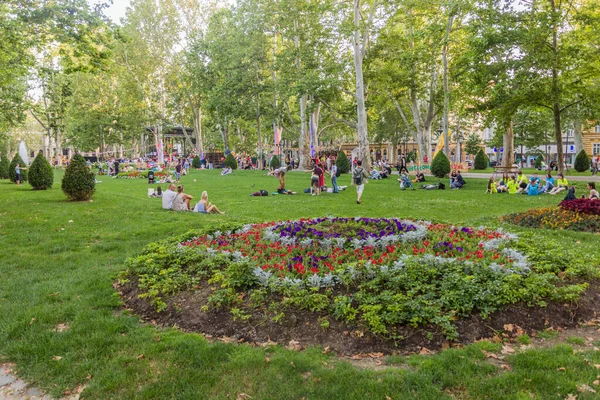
[352,160,369,204]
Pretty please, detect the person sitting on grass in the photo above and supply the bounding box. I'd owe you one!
[152,186,163,198]
[412,171,425,183]
[161,184,177,209]
[450,170,465,189]
[527,179,540,196]
[496,173,509,192]
[193,191,224,214]
[588,182,599,200]
[548,173,568,195]
[277,170,296,195]
[486,177,498,194]
[516,170,529,191]
[173,185,193,211]
[539,173,555,194]
[369,168,381,180]
[506,175,519,194]
[398,172,415,190]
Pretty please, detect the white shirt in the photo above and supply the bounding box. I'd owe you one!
[162,189,177,210]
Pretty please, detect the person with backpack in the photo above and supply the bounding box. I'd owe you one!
[352,160,370,204]
[328,159,339,193]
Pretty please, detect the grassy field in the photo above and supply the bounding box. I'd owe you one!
[1,169,600,399]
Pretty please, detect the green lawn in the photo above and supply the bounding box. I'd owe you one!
[1,169,599,399]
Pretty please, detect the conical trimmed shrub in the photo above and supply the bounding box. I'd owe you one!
[9,153,28,183]
[336,151,350,174]
[574,149,591,172]
[474,149,489,170]
[0,156,9,179]
[269,155,281,169]
[29,152,54,190]
[62,154,95,201]
[192,155,201,169]
[224,153,238,170]
[431,151,451,178]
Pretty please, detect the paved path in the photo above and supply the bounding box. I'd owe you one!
[0,364,81,400]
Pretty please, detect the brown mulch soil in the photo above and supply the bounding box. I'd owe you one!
[118,280,600,356]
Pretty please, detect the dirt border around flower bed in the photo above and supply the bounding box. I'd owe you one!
[118,279,600,356]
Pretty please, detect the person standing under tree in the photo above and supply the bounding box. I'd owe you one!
[398,153,409,174]
[15,163,27,186]
[352,160,369,204]
[328,160,339,193]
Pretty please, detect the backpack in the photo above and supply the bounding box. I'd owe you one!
[260,189,268,196]
[335,168,341,178]
[353,168,364,185]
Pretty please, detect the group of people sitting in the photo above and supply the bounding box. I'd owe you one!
[159,183,224,214]
[450,171,466,189]
[486,171,569,196]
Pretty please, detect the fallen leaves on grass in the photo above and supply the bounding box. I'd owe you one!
[593,380,599,386]
[52,323,70,333]
[501,345,515,355]
[577,384,596,393]
[482,350,501,360]
[499,364,512,371]
[558,367,567,371]
[419,347,433,355]
[52,356,63,361]
[286,340,302,351]
[351,353,384,360]
[565,394,577,400]
[136,354,145,360]
[237,393,252,400]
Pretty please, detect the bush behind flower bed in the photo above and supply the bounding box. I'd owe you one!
[121,218,591,340]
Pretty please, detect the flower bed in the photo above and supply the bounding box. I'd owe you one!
[115,171,168,179]
[501,207,600,232]
[559,198,600,215]
[121,218,590,340]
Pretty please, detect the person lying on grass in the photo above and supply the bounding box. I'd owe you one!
[193,191,224,214]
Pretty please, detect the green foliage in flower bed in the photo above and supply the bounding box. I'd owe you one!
[121,218,590,340]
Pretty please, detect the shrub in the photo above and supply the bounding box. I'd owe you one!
[574,150,591,172]
[224,153,237,170]
[534,156,543,169]
[28,152,54,190]
[0,156,9,179]
[269,155,281,169]
[336,151,350,174]
[474,149,489,170]
[559,198,600,216]
[192,155,201,169]
[62,154,95,201]
[431,151,451,178]
[9,153,28,183]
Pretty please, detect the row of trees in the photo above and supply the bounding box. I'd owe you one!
[1,0,600,173]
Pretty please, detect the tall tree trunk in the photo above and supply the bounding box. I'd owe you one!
[502,119,515,167]
[573,119,583,154]
[300,95,311,169]
[55,129,62,165]
[256,97,263,170]
[353,0,371,169]
[219,120,230,152]
[551,1,564,174]
[442,10,454,157]
[194,106,204,156]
